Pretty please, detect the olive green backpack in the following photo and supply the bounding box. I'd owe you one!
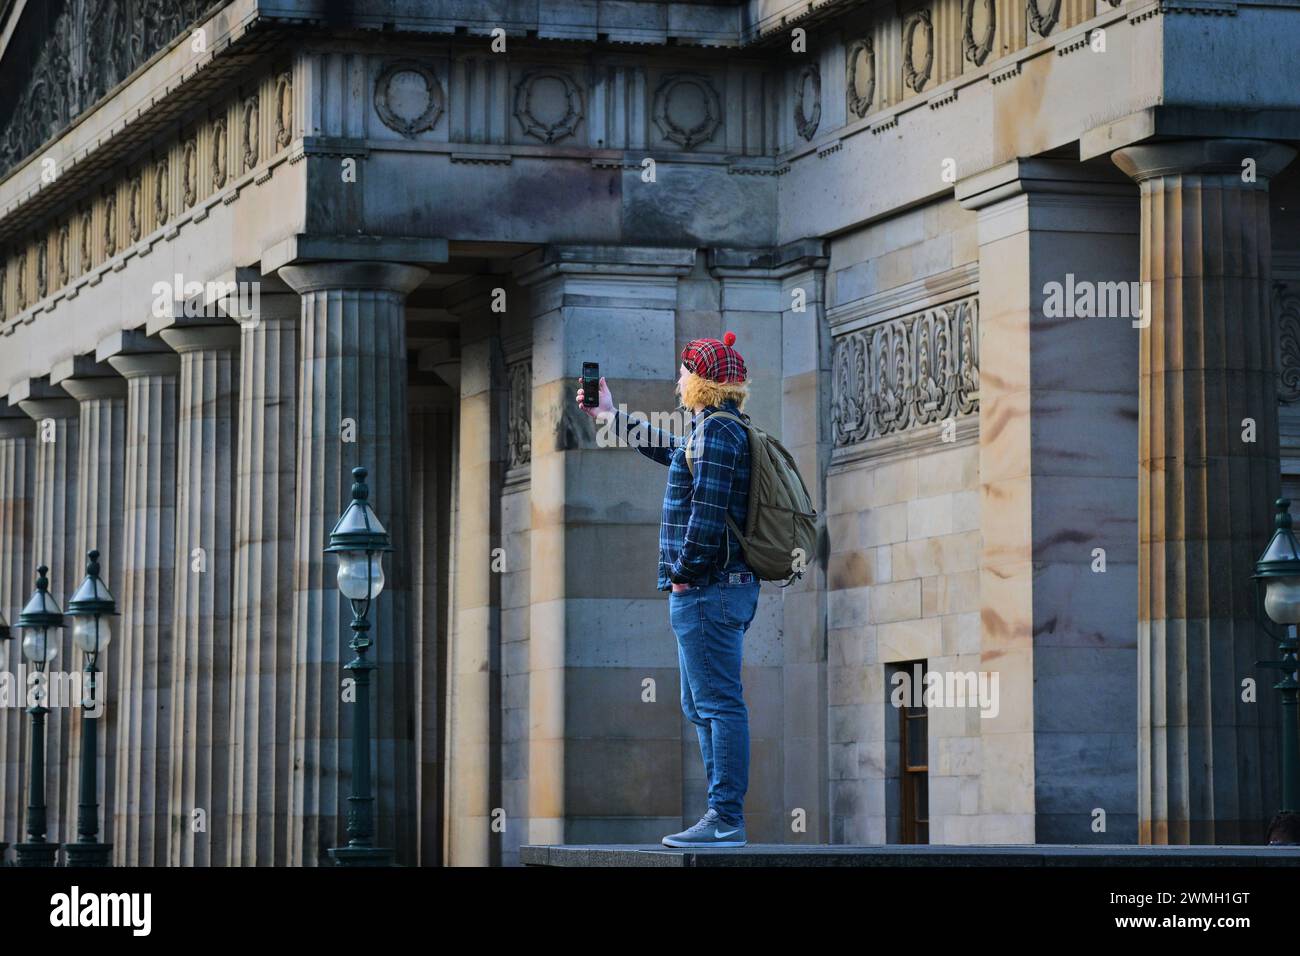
[685,410,819,586]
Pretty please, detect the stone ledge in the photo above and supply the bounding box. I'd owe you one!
[520,843,1300,867]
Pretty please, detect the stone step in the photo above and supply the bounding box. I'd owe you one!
[520,844,1300,867]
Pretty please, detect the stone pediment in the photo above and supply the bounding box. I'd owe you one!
[0,0,211,177]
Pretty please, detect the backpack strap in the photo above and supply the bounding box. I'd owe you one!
[683,409,750,570]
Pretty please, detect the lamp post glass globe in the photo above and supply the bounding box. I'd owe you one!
[1265,577,1300,625]
[326,466,392,603]
[22,630,57,664]
[1256,499,1300,625]
[72,615,112,655]
[17,565,63,667]
[337,551,385,601]
[66,549,118,663]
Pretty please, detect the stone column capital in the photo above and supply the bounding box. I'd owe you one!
[277,261,429,296]
[105,353,181,380]
[18,397,79,421]
[159,325,241,354]
[244,291,301,326]
[60,378,128,402]
[512,244,697,287]
[706,239,829,280]
[1112,138,1297,183]
[956,157,1135,212]
[0,418,35,438]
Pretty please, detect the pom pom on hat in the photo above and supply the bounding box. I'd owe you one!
[680,330,748,383]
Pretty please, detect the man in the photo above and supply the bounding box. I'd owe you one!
[576,330,760,848]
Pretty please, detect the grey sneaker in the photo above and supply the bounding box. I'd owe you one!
[661,808,747,848]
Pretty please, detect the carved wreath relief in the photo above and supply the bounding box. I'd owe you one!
[795,65,822,141]
[103,191,117,258]
[212,117,229,189]
[275,72,294,149]
[80,209,92,269]
[35,242,48,300]
[902,10,935,93]
[846,38,877,119]
[155,158,170,226]
[243,94,260,171]
[128,174,142,243]
[652,74,722,150]
[183,138,199,207]
[1027,0,1062,37]
[963,0,997,66]
[831,296,980,446]
[57,223,70,286]
[375,61,445,138]
[513,69,584,144]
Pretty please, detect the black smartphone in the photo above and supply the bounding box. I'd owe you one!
[582,361,600,407]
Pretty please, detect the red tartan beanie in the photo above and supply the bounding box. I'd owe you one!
[681,330,747,384]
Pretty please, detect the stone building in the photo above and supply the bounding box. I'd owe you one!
[0,0,1297,866]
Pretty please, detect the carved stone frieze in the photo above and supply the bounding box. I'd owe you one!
[846,38,876,119]
[0,0,210,176]
[1277,282,1300,404]
[507,358,532,470]
[513,69,584,144]
[652,73,722,150]
[795,65,822,141]
[831,296,980,446]
[374,61,445,138]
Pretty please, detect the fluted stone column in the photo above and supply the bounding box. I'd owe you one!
[1113,138,1298,844]
[445,333,500,867]
[0,412,35,855]
[277,261,427,865]
[410,382,455,867]
[106,352,179,867]
[159,325,240,866]
[229,293,299,866]
[60,377,127,859]
[19,395,80,853]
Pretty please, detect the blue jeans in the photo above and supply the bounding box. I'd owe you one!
[668,575,761,828]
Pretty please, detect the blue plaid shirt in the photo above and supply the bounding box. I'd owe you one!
[614,398,752,591]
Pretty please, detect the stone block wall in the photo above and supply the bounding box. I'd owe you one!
[824,196,984,844]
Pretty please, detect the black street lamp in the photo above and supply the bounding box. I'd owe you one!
[1253,498,1300,818]
[324,466,394,866]
[14,565,64,867]
[63,549,116,867]
[0,608,10,863]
